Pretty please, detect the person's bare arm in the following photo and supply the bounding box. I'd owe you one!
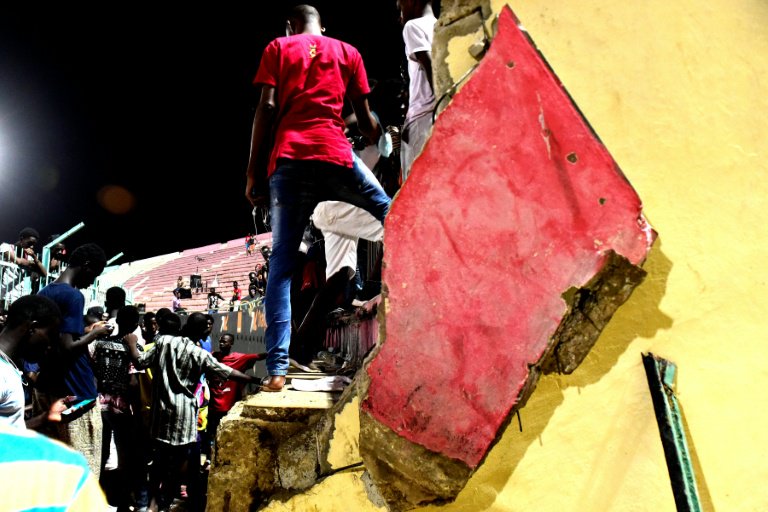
[245,85,277,207]
[229,368,256,384]
[350,95,382,144]
[3,248,47,277]
[414,51,434,94]
[61,323,112,352]
[26,396,72,430]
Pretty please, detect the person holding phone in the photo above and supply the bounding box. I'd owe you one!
[37,243,111,478]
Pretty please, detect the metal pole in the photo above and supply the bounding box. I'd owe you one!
[106,252,124,266]
[41,222,85,274]
[642,352,703,512]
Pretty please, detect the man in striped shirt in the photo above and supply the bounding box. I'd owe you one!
[126,312,255,512]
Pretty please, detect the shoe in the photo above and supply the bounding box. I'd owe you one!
[260,375,286,392]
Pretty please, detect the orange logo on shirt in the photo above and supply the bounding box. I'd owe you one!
[309,44,317,58]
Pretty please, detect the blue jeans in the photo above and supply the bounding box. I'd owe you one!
[264,156,390,375]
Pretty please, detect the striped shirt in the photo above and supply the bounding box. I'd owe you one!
[0,426,108,511]
[136,335,232,445]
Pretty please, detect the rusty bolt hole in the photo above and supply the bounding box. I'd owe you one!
[507,61,515,68]
[566,152,578,164]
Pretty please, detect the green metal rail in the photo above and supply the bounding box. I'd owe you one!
[642,352,702,512]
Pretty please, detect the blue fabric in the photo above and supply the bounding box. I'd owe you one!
[38,283,97,399]
[38,283,85,336]
[200,336,212,353]
[264,154,390,375]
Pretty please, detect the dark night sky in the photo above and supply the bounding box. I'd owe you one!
[0,3,405,263]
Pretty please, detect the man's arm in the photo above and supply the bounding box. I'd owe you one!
[414,51,434,94]
[2,247,47,276]
[245,85,277,207]
[124,333,154,369]
[60,323,112,352]
[229,368,255,384]
[350,95,382,144]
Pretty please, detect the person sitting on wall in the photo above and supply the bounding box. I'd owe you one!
[1,228,48,303]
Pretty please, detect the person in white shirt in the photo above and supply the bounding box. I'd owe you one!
[398,0,437,181]
[0,295,63,430]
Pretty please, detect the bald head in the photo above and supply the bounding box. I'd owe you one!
[286,5,323,35]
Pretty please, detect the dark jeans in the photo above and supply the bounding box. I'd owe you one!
[150,440,201,512]
[100,410,148,508]
[264,157,391,376]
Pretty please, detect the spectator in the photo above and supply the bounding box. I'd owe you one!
[36,243,112,477]
[198,314,215,353]
[141,311,158,344]
[207,288,225,314]
[398,0,437,181]
[243,5,390,391]
[207,333,265,450]
[0,295,64,430]
[230,281,242,311]
[254,264,267,297]
[1,228,48,305]
[172,289,184,312]
[125,312,255,512]
[245,233,256,256]
[47,235,68,275]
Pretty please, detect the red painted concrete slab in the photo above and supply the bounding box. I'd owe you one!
[362,6,655,468]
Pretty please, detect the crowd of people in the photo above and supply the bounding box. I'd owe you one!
[1,249,266,511]
[0,2,437,509]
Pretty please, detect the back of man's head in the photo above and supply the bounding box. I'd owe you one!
[158,312,181,335]
[116,306,140,334]
[5,295,61,330]
[105,287,126,312]
[182,312,208,341]
[67,243,107,289]
[289,4,321,25]
[69,243,106,268]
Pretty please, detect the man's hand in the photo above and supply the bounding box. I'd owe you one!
[90,322,113,338]
[47,396,76,423]
[245,174,269,208]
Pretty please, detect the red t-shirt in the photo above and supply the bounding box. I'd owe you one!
[209,352,263,413]
[253,34,370,175]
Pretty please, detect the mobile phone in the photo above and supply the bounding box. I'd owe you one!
[61,398,96,418]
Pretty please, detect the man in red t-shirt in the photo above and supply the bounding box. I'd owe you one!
[206,333,265,450]
[244,5,391,391]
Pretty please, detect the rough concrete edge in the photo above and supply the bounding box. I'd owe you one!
[538,249,649,376]
[359,409,472,512]
[357,248,652,510]
[208,404,282,512]
[432,0,493,114]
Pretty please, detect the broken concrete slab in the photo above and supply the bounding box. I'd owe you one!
[207,383,364,511]
[360,5,655,510]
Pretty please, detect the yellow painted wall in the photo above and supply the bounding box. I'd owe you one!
[266,0,768,510]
